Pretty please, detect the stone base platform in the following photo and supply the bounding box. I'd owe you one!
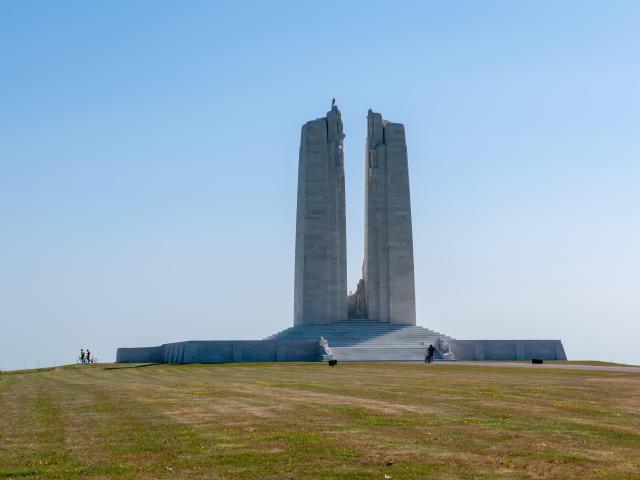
[116,323,567,363]
[266,323,566,362]
[447,339,566,362]
[116,340,321,364]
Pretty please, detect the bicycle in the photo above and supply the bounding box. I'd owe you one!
[76,356,99,365]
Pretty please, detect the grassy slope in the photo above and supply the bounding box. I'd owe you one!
[1,363,639,479]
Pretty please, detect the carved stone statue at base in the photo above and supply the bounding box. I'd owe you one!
[319,336,333,360]
[347,263,367,317]
[435,336,455,360]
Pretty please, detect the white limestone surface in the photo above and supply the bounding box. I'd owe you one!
[293,105,347,325]
[363,110,416,325]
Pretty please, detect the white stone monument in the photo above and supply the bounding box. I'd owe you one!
[116,102,567,364]
[293,104,348,325]
[357,110,417,325]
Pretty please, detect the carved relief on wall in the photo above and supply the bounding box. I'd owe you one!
[369,174,379,192]
[347,278,367,316]
[368,149,378,168]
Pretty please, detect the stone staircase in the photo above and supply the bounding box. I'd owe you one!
[345,313,373,323]
[265,321,456,362]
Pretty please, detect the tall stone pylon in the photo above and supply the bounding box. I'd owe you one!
[293,103,348,325]
[363,109,416,325]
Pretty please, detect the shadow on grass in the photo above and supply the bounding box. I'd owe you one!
[0,470,39,478]
[103,363,161,370]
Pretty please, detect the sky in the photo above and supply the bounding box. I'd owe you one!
[1,1,638,370]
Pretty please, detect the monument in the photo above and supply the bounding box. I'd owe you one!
[294,104,347,325]
[360,109,416,325]
[116,102,567,364]
[296,106,416,326]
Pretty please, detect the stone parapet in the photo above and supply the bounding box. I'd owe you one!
[116,340,322,364]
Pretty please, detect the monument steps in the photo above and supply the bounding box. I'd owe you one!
[264,323,455,361]
[330,347,443,362]
[344,315,373,323]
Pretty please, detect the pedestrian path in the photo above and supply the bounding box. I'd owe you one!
[439,361,640,373]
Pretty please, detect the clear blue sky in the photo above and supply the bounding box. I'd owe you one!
[1,1,638,370]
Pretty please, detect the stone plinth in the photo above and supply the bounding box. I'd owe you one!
[116,340,322,364]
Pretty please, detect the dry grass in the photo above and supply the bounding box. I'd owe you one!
[1,362,639,479]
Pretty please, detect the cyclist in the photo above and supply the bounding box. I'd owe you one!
[86,349,91,364]
[425,344,435,364]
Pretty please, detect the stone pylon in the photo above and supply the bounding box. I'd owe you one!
[293,104,348,325]
[362,109,416,325]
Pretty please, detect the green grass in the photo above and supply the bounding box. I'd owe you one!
[1,362,639,479]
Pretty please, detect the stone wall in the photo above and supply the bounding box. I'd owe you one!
[115,345,163,363]
[449,340,567,361]
[116,340,321,364]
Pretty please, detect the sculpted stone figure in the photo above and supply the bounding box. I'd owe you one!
[369,149,378,168]
[347,267,367,316]
[354,279,366,314]
[435,336,455,361]
[319,336,333,359]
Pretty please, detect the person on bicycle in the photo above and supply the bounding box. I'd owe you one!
[425,344,435,364]
[86,349,91,364]
[80,349,85,364]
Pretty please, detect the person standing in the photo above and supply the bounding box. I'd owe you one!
[86,349,91,364]
[80,349,85,364]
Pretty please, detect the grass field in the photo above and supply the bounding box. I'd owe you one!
[1,362,639,479]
